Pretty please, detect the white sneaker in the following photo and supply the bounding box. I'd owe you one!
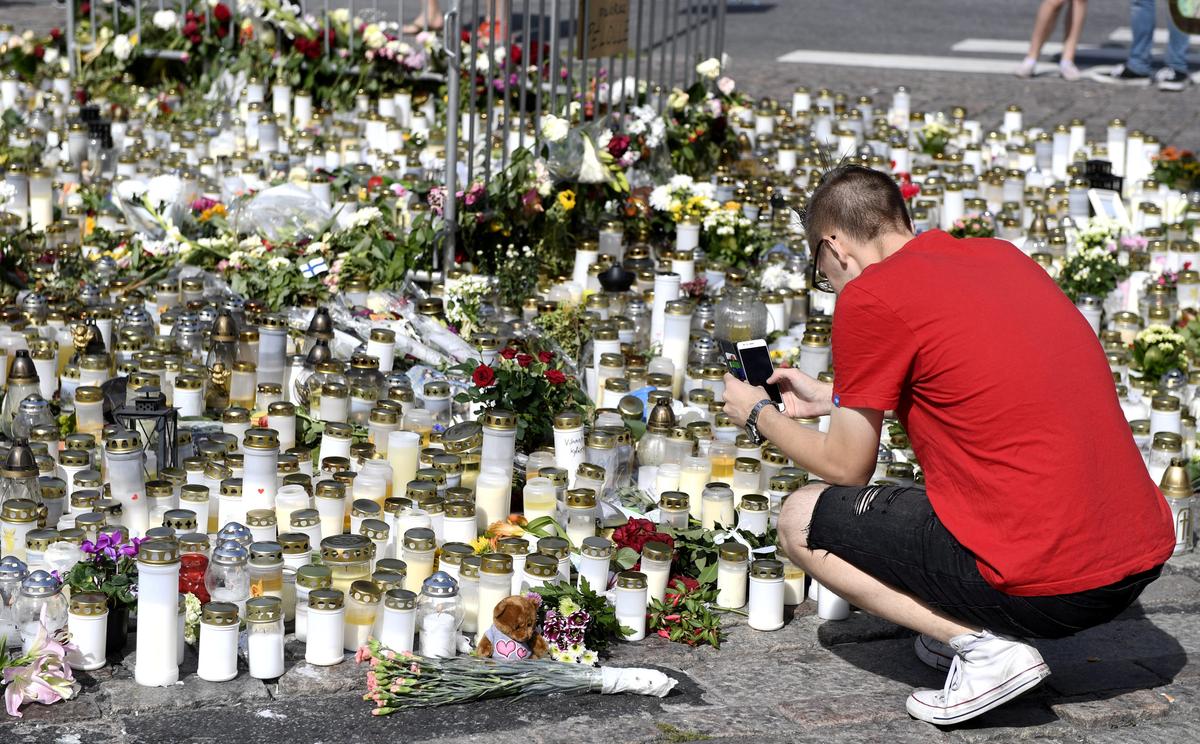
[906,630,1050,726]
[1015,58,1037,79]
[914,634,954,672]
[1059,60,1081,82]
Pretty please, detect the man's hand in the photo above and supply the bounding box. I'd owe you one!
[767,368,833,419]
[723,373,769,428]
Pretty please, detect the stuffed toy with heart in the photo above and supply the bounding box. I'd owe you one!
[475,595,549,661]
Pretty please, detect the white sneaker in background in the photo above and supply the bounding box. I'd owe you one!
[906,629,1050,725]
[1059,60,1081,82]
[1015,57,1038,79]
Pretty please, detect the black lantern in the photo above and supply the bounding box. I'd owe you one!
[114,386,178,478]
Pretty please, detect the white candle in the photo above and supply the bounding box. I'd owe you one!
[387,431,420,490]
[134,545,181,686]
[522,477,557,523]
[474,470,511,532]
[419,611,457,658]
[650,273,682,346]
[748,561,785,631]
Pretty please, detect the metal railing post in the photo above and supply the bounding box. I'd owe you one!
[443,3,463,274]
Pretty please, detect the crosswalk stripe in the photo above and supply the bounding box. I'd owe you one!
[951,39,1075,55]
[775,50,1060,75]
[1108,26,1200,44]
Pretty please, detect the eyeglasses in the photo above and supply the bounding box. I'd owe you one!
[810,239,835,293]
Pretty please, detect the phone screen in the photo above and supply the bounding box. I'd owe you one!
[738,343,783,405]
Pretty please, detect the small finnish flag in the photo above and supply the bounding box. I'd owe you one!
[300,257,329,278]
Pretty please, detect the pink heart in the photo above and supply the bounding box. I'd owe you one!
[257,488,265,495]
[515,645,529,659]
[131,493,139,501]
[495,639,516,657]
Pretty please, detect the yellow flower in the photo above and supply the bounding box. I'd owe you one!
[723,201,741,211]
[557,190,576,211]
[469,536,491,554]
[199,203,226,222]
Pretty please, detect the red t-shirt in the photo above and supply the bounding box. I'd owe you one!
[831,230,1174,596]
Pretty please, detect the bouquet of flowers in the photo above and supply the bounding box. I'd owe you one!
[357,641,676,714]
[443,274,495,340]
[1132,324,1189,382]
[701,204,771,268]
[529,580,627,658]
[451,346,591,449]
[1152,146,1200,192]
[648,174,720,225]
[1056,246,1126,303]
[1075,216,1123,252]
[917,121,953,156]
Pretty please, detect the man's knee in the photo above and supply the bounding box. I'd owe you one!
[777,483,826,561]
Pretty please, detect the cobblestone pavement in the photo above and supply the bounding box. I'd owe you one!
[0,550,1195,743]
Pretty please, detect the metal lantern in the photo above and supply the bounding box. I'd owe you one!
[114,386,178,477]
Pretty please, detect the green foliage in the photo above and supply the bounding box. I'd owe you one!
[530,304,592,369]
[667,522,778,588]
[654,723,712,743]
[648,578,723,649]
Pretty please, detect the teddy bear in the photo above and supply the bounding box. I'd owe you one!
[475,595,550,661]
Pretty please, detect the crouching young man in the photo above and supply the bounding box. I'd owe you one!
[722,165,1174,725]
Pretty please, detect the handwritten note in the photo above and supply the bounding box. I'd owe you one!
[578,0,630,59]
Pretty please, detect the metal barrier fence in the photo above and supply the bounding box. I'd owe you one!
[442,0,728,268]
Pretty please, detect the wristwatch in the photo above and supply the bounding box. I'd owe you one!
[745,399,778,445]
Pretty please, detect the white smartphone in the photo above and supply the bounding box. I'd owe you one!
[736,339,783,406]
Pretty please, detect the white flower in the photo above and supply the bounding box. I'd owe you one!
[540,115,569,143]
[345,206,382,230]
[0,182,15,210]
[329,8,349,23]
[362,23,386,50]
[305,240,327,255]
[43,48,58,65]
[153,9,178,30]
[267,256,291,272]
[579,649,598,666]
[696,57,721,79]
[111,34,134,62]
[717,76,735,96]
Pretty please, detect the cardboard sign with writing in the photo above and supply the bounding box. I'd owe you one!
[578,0,629,59]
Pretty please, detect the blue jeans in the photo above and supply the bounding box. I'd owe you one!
[1128,0,1190,75]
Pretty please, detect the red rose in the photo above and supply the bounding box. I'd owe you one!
[516,353,532,368]
[183,20,199,36]
[49,28,61,41]
[80,3,90,16]
[213,26,226,39]
[509,43,522,65]
[367,175,384,190]
[472,364,496,387]
[900,183,921,201]
[545,369,566,385]
[32,45,44,60]
[611,518,674,554]
[499,347,517,360]
[214,2,232,23]
[538,351,553,364]
[607,133,631,159]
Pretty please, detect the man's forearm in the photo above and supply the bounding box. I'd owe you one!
[756,405,863,486]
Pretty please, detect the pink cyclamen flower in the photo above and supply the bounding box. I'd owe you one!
[717,76,735,95]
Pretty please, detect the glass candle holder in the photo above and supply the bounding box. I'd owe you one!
[135,541,181,687]
[480,411,518,473]
[474,469,511,533]
[416,572,464,659]
[737,494,770,536]
[716,542,750,609]
[475,553,514,644]
[522,476,557,524]
[748,559,786,631]
[320,534,373,597]
[614,571,648,640]
[564,488,597,549]
[304,588,346,666]
[379,588,416,653]
[105,432,148,538]
[457,555,481,636]
[343,579,382,652]
[701,483,736,530]
[197,601,240,682]
[66,591,108,671]
[245,597,285,679]
[401,528,436,592]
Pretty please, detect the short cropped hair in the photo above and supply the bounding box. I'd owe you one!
[803,165,912,245]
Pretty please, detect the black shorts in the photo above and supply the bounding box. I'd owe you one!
[806,484,1162,639]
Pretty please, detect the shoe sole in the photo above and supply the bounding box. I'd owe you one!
[914,635,953,673]
[1158,83,1188,92]
[907,662,1051,726]
[1091,74,1151,86]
